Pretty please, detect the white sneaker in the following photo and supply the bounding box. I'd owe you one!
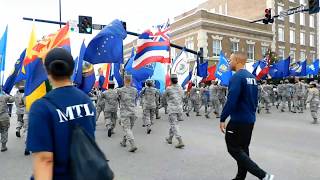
[263,174,274,180]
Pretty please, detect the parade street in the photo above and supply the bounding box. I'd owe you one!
[0,107,319,180]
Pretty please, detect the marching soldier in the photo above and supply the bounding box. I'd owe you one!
[101,81,119,137]
[199,83,209,113]
[14,87,25,138]
[276,80,285,109]
[163,74,185,149]
[118,75,138,152]
[217,85,227,114]
[0,92,14,152]
[95,88,105,121]
[281,79,293,112]
[260,80,273,114]
[140,79,160,134]
[206,80,220,118]
[186,83,201,117]
[306,81,319,124]
[292,79,307,113]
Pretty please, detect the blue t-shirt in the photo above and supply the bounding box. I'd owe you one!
[27,86,96,180]
[220,69,258,124]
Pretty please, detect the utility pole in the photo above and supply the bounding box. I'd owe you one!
[59,0,62,28]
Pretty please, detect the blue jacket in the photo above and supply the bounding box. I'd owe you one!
[220,69,258,124]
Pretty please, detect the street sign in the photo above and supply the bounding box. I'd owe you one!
[279,5,307,17]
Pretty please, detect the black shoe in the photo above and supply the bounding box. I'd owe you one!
[24,149,30,156]
[186,113,189,117]
[178,119,184,121]
[205,115,209,119]
[156,116,161,119]
[142,124,146,127]
[1,146,7,152]
[16,131,21,138]
[107,129,112,137]
[147,128,152,134]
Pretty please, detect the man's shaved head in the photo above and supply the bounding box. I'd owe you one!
[230,52,247,71]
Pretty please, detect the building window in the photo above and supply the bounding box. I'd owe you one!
[230,42,239,53]
[247,44,255,62]
[261,46,268,57]
[300,13,305,25]
[278,27,284,41]
[289,11,295,23]
[185,39,194,58]
[278,49,285,60]
[290,29,295,44]
[290,50,296,62]
[278,6,284,20]
[310,34,315,47]
[300,51,306,60]
[300,32,305,45]
[213,39,221,57]
[310,15,315,28]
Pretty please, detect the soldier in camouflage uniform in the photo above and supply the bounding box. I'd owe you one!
[217,85,227,114]
[292,79,308,113]
[101,81,119,137]
[276,80,285,109]
[14,88,25,138]
[118,75,138,152]
[186,83,201,117]
[206,80,220,118]
[95,89,105,121]
[306,81,319,124]
[260,80,273,113]
[163,74,185,149]
[281,80,293,112]
[0,93,14,152]
[199,83,209,113]
[155,89,162,119]
[140,79,160,134]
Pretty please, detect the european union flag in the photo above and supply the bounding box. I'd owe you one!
[3,49,26,94]
[84,19,127,64]
[72,41,86,86]
[215,51,232,86]
[307,59,319,75]
[269,57,290,78]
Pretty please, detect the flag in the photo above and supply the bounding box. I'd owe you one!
[112,63,123,87]
[0,26,8,85]
[215,51,232,86]
[206,65,216,81]
[102,63,112,89]
[171,50,190,86]
[255,58,269,80]
[151,63,166,93]
[133,31,170,69]
[72,41,86,86]
[307,59,319,75]
[197,61,208,78]
[2,49,26,94]
[79,62,96,93]
[24,24,70,111]
[252,58,267,76]
[125,48,154,84]
[269,57,290,78]
[84,19,127,64]
[181,70,193,89]
[152,19,170,42]
[289,59,307,76]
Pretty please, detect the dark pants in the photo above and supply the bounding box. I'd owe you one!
[225,122,266,180]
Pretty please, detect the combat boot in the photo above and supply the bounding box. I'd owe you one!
[186,112,190,117]
[107,128,113,137]
[156,116,161,119]
[128,140,137,152]
[16,130,21,138]
[196,112,201,116]
[175,137,185,149]
[312,118,318,124]
[120,137,127,147]
[165,136,173,144]
[1,143,7,152]
[147,126,152,134]
[205,114,210,119]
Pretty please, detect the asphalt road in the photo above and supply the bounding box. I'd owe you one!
[0,106,319,180]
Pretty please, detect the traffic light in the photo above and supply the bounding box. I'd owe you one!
[309,0,320,14]
[79,16,92,34]
[263,8,274,24]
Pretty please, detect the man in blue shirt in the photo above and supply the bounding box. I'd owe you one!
[220,52,274,180]
[27,48,96,180]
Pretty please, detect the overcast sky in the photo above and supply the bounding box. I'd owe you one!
[0,0,206,78]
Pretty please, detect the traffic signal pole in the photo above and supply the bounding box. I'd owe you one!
[22,17,203,61]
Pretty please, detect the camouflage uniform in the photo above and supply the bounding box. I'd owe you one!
[95,90,105,121]
[307,82,319,124]
[206,83,220,118]
[163,82,185,148]
[186,86,201,116]
[140,84,159,133]
[0,94,14,152]
[292,81,308,113]
[14,91,25,135]
[217,85,227,111]
[101,88,119,135]
[199,85,209,113]
[277,82,285,108]
[281,81,293,112]
[155,89,161,119]
[118,83,138,152]
[260,83,273,113]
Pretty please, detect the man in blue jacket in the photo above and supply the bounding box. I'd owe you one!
[220,52,274,180]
